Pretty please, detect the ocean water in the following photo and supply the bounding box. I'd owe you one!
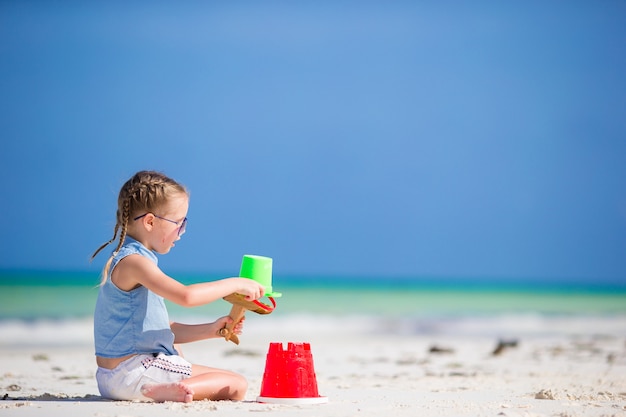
[1,270,625,318]
[1,270,625,344]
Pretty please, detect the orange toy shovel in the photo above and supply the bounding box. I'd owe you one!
[219,294,276,345]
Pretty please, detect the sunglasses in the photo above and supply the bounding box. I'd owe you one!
[134,213,188,236]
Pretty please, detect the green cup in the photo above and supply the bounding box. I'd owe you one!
[239,255,282,297]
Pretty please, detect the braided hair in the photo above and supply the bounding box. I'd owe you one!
[91,171,188,283]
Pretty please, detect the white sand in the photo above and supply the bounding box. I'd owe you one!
[1,316,625,417]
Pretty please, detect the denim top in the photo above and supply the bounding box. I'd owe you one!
[94,237,177,358]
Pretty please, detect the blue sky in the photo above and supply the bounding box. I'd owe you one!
[1,2,625,283]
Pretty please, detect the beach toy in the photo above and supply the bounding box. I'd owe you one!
[257,342,328,404]
[220,255,281,345]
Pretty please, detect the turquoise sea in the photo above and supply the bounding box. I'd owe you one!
[1,269,625,321]
[1,270,626,348]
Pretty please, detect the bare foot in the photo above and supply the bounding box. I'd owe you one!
[141,382,194,403]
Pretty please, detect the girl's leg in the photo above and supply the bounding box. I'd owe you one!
[184,364,248,401]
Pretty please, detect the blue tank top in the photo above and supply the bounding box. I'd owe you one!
[94,237,178,358]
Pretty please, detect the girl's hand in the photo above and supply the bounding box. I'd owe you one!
[232,316,245,334]
[213,315,245,337]
[236,278,265,301]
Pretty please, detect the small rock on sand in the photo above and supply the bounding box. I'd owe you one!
[535,389,556,400]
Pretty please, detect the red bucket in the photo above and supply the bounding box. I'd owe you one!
[257,342,328,404]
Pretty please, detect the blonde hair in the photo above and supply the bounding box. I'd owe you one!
[91,170,188,283]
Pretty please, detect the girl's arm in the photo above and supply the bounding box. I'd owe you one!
[111,254,265,307]
[171,316,244,344]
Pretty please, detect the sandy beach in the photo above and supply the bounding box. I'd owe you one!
[1,314,625,417]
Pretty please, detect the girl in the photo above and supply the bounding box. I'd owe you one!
[91,170,265,403]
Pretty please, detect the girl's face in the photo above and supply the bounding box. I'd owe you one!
[146,193,189,254]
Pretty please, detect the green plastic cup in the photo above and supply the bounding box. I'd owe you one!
[239,255,282,297]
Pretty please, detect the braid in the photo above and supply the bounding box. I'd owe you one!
[113,198,131,256]
[90,224,119,261]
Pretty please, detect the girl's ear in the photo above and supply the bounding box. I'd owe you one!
[139,213,156,231]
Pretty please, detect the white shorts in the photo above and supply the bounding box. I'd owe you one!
[96,353,193,401]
